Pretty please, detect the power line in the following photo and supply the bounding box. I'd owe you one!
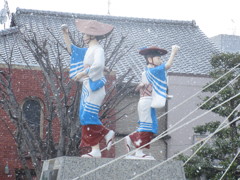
[99,62,240,153]
[183,103,240,166]
[156,62,240,121]
[72,62,240,179]
[130,116,240,180]
[219,151,240,180]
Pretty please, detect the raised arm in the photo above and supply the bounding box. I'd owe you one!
[165,45,180,70]
[61,24,72,53]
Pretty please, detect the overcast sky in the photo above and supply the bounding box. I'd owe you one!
[1,0,240,37]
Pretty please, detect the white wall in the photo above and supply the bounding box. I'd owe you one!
[167,74,224,158]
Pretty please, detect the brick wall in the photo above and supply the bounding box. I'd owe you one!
[0,66,116,179]
[0,67,45,179]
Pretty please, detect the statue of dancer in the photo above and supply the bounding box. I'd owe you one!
[125,45,180,160]
[61,19,115,158]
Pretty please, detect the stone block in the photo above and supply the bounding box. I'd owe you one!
[40,156,186,180]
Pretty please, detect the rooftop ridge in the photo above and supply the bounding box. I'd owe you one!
[211,34,240,38]
[15,8,197,27]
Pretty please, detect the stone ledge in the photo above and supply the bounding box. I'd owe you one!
[40,156,186,180]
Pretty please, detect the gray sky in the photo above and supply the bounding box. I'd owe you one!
[1,0,240,37]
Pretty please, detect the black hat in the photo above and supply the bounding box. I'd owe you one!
[139,46,168,56]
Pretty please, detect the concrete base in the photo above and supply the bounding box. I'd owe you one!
[40,156,186,180]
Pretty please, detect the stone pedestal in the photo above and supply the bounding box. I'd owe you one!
[40,156,186,180]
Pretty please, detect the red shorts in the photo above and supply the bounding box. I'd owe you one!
[129,131,153,149]
[80,125,109,147]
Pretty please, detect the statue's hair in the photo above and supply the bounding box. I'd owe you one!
[144,52,162,64]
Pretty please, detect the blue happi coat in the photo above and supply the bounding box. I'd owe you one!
[137,63,167,134]
[70,44,107,125]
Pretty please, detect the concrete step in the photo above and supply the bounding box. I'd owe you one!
[40,156,186,180]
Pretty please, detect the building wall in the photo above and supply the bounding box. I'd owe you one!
[210,34,240,53]
[167,74,224,158]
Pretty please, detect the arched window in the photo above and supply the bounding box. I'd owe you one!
[22,99,41,136]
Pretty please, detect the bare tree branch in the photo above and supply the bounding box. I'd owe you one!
[0,25,136,179]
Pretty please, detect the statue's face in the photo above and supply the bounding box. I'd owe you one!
[83,34,92,45]
[152,56,162,66]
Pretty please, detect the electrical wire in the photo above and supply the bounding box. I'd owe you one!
[72,63,240,179]
[77,92,240,179]
[130,116,240,180]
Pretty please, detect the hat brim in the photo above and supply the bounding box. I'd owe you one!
[75,19,114,38]
[139,47,168,56]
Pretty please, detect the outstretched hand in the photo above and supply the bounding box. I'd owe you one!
[171,45,180,53]
[73,71,87,81]
[104,66,110,73]
[135,82,145,91]
[73,65,90,81]
[61,24,69,34]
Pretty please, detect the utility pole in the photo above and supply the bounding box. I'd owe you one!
[231,19,236,35]
[107,0,111,15]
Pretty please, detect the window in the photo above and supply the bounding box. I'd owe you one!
[193,134,208,144]
[15,169,36,180]
[22,99,41,136]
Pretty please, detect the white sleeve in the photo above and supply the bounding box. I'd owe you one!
[86,47,105,81]
[141,71,149,84]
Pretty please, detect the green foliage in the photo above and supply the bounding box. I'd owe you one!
[179,122,240,179]
[199,53,240,120]
[194,121,221,134]
[179,53,240,179]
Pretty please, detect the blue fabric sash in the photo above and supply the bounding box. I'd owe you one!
[89,77,107,91]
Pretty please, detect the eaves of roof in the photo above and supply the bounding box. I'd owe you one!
[0,26,19,36]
